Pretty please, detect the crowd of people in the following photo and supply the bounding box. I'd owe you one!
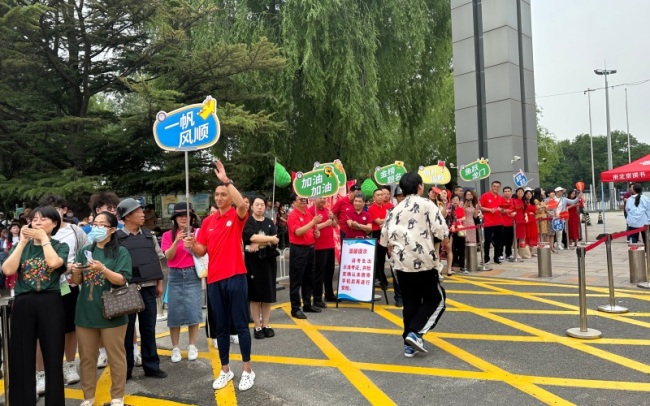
[0,164,591,404]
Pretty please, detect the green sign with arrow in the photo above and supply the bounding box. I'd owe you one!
[293,165,340,198]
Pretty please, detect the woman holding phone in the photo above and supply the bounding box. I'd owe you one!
[70,211,132,406]
[1,206,69,405]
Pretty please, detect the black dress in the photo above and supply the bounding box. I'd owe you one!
[243,217,278,303]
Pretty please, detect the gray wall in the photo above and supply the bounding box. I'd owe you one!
[452,0,538,193]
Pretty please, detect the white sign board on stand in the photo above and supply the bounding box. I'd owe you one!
[337,239,376,306]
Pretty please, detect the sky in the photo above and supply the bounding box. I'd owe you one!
[531,0,650,145]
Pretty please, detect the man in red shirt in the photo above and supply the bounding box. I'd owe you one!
[380,185,394,209]
[287,193,323,319]
[345,194,373,238]
[368,189,401,305]
[480,180,505,264]
[500,186,516,260]
[187,160,256,392]
[331,183,361,239]
[309,197,338,304]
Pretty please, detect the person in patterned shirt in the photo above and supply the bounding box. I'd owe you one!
[380,172,449,358]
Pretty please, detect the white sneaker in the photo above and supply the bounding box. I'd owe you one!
[212,339,218,349]
[36,371,45,395]
[156,313,168,322]
[134,352,142,366]
[188,344,198,361]
[97,353,108,368]
[230,335,239,345]
[80,399,95,406]
[64,361,80,384]
[212,369,234,390]
[171,347,182,363]
[110,398,124,406]
[238,370,255,391]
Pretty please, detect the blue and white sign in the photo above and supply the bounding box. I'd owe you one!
[337,239,376,303]
[153,96,220,151]
[513,169,529,188]
[552,218,564,231]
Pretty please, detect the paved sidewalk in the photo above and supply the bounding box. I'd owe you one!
[477,211,648,289]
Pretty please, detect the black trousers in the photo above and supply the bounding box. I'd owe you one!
[289,244,315,312]
[483,225,503,262]
[205,290,237,339]
[452,234,466,268]
[125,285,160,376]
[397,269,446,341]
[501,226,514,258]
[371,231,389,287]
[10,291,65,406]
[315,248,335,300]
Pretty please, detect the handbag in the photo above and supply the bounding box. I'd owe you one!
[101,283,145,320]
[192,228,208,278]
[518,245,532,259]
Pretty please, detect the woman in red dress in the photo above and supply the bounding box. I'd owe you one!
[567,189,580,247]
[524,190,539,256]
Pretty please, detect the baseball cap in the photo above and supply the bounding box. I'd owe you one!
[395,187,404,196]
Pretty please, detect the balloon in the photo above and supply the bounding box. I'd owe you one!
[575,181,584,191]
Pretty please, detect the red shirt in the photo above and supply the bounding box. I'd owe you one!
[196,207,248,284]
[331,196,354,234]
[501,197,515,227]
[288,207,315,245]
[480,192,504,228]
[345,209,372,239]
[308,205,335,250]
[367,202,391,232]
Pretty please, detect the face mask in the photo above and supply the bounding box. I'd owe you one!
[88,226,109,243]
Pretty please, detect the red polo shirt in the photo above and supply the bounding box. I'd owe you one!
[501,197,515,227]
[331,196,354,234]
[308,205,335,250]
[288,207,315,245]
[196,207,248,284]
[368,202,391,232]
[345,209,372,238]
[480,192,504,228]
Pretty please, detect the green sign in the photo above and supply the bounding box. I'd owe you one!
[459,159,491,181]
[293,166,340,198]
[314,159,346,188]
[374,161,407,185]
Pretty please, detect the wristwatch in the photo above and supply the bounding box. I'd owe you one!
[224,178,234,186]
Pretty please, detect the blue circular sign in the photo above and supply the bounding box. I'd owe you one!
[552,218,564,231]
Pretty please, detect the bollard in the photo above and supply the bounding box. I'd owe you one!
[465,243,478,272]
[597,234,628,313]
[583,212,589,244]
[567,247,602,339]
[476,225,492,272]
[537,242,552,277]
[628,244,647,284]
[2,303,10,405]
[639,225,650,289]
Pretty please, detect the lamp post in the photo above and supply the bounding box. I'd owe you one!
[594,67,617,209]
[625,88,631,163]
[585,89,596,211]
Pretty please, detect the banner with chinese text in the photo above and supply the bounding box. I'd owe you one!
[337,239,376,303]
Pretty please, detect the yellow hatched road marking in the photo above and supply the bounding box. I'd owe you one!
[208,338,238,406]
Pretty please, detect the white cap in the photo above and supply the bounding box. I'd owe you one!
[554,187,565,192]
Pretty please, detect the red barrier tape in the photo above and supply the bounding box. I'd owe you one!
[457,225,479,231]
[611,227,645,241]
[585,237,606,252]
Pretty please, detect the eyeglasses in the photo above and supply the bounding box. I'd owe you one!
[92,224,111,229]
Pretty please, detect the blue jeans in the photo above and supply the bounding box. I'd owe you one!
[124,286,160,375]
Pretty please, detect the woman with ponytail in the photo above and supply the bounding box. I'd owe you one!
[625,183,650,244]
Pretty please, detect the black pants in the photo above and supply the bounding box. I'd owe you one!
[205,290,237,339]
[397,269,446,342]
[289,244,315,312]
[125,285,160,376]
[452,234,466,268]
[371,231,389,287]
[10,291,65,406]
[315,248,335,300]
[501,226,514,258]
[483,225,503,262]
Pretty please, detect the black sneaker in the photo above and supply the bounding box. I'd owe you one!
[254,328,265,339]
[313,301,328,309]
[395,298,403,308]
[303,306,322,313]
[263,327,275,338]
[144,369,167,378]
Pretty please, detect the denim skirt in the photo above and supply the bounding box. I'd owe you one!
[167,267,203,328]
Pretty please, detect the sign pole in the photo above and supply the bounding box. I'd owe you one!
[271,157,277,221]
[185,151,191,234]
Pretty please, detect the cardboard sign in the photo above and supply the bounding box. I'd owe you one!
[418,163,451,185]
[374,161,407,185]
[314,160,347,189]
[337,239,376,303]
[459,159,491,182]
[153,96,220,151]
[292,165,340,198]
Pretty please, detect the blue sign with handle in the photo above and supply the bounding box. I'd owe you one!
[513,169,528,188]
[552,218,564,231]
[153,96,220,151]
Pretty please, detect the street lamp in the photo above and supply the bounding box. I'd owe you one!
[625,88,631,163]
[594,67,617,209]
[585,89,597,211]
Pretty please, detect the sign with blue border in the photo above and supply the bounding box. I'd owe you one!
[153,96,220,151]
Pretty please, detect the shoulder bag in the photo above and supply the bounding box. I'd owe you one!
[102,283,145,319]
